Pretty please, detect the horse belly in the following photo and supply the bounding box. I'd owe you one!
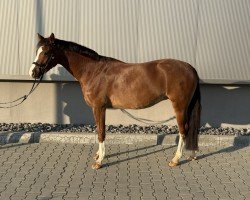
[109,89,165,109]
[107,63,167,109]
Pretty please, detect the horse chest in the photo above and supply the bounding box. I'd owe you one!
[80,76,107,106]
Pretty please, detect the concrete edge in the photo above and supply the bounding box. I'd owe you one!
[0,131,250,147]
[0,131,35,144]
[159,134,250,147]
[38,132,158,145]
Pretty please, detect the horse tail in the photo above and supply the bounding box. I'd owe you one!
[185,81,201,150]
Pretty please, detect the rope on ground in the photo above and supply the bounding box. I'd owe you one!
[120,109,175,125]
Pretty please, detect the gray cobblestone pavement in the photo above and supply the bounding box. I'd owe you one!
[0,143,249,200]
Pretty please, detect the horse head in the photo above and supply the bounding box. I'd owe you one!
[29,33,60,79]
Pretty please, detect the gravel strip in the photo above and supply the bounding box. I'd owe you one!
[0,123,250,136]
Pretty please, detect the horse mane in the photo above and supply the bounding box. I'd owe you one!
[37,37,120,62]
[54,39,101,60]
[54,39,120,63]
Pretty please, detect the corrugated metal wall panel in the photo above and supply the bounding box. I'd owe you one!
[137,0,198,65]
[196,0,250,82]
[0,0,20,75]
[18,0,37,76]
[0,0,250,83]
[78,0,139,63]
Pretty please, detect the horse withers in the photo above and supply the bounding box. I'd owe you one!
[29,33,201,169]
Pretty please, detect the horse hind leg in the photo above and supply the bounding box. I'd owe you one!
[187,150,197,161]
[169,134,185,167]
[169,102,187,167]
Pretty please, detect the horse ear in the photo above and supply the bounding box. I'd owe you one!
[37,33,44,41]
[49,33,55,44]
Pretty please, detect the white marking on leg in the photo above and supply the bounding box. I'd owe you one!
[93,149,99,160]
[172,136,184,164]
[29,46,43,77]
[96,142,105,164]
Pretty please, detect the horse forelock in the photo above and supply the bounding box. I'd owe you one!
[36,40,50,53]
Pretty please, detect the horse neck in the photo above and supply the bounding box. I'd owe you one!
[62,50,101,81]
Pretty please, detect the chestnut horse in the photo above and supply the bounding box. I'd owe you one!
[29,33,201,169]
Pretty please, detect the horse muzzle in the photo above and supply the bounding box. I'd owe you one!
[29,65,42,79]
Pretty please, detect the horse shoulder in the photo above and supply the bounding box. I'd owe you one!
[81,62,113,107]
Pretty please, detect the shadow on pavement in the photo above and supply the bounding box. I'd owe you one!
[103,145,176,168]
[0,142,32,150]
[195,136,249,161]
[106,144,158,158]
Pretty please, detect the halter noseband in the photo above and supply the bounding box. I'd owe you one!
[32,53,55,73]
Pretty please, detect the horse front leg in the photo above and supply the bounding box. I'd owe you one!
[92,107,106,170]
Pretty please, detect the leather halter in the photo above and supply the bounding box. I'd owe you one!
[32,53,55,73]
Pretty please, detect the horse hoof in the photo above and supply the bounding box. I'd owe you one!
[168,161,178,167]
[187,156,197,161]
[92,163,102,170]
[93,154,99,161]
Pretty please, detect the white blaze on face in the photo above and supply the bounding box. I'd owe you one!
[29,46,44,77]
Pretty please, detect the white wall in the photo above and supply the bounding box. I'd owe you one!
[0,81,250,128]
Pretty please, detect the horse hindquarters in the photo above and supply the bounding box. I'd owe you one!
[185,83,201,151]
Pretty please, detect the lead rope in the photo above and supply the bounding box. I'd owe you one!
[0,74,43,108]
[0,51,55,109]
[120,109,175,125]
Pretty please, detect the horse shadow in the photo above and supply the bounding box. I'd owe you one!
[60,83,94,124]
[103,144,177,168]
[50,68,94,124]
[102,135,249,167]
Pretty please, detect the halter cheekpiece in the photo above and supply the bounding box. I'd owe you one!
[32,53,55,73]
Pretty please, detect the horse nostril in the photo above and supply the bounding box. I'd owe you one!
[32,71,36,78]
